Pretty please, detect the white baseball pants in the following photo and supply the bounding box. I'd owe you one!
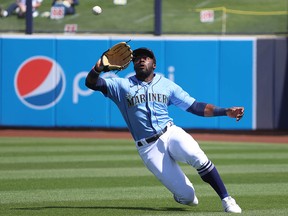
[136,125,209,205]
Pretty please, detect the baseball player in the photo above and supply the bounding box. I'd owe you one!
[85,47,244,213]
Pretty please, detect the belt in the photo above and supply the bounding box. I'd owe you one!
[137,126,168,147]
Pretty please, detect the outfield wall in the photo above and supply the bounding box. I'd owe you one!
[0,35,287,130]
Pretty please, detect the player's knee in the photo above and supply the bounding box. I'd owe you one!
[173,191,198,206]
[190,157,209,170]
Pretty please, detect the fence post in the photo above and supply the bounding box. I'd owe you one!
[154,0,162,36]
[25,0,33,34]
[222,7,227,35]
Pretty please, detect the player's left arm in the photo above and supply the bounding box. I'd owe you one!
[187,101,244,121]
[169,82,244,121]
[204,104,244,121]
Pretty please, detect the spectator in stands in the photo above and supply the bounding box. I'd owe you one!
[52,0,79,16]
[0,0,43,18]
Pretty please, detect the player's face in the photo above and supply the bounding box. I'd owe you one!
[133,55,156,81]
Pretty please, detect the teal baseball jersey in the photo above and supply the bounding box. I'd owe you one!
[104,74,196,141]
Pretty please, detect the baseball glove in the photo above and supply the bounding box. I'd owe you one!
[101,41,133,72]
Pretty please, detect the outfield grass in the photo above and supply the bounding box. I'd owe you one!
[0,137,288,216]
[0,0,287,34]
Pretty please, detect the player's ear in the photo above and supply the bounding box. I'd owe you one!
[153,62,156,69]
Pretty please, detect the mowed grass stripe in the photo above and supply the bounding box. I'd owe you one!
[199,141,288,148]
[0,172,286,191]
[0,186,170,204]
[206,164,288,174]
[1,183,287,204]
[0,167,151,180]
[211,158,288,166]
[1,160,146,171]
[0,137,133,144]
[0,154,141,164]
[201,152,288,159]
[0,176,162,191]
[0,137,132,145]
[0,164,287,180]
[0,145,136,154]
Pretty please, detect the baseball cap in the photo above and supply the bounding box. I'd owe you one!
[132,47,156,64]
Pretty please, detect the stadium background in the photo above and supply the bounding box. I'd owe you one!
[0,0,287,35]
[0,0,288,131]
[0,1,287,216]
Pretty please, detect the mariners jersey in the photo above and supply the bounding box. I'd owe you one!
[103,74,196,141]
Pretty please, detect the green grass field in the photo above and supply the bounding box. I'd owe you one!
[0,136,287,216]
[0,0,287,34]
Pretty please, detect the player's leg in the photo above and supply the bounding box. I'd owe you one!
[137,133,198,206]
[167,125,229,198]
[5,3,19,16]
[167,125,241,213]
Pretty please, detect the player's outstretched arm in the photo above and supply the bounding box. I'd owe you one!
[204,104,244,121]
[187,102,244,121]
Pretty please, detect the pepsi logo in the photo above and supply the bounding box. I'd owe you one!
[14,56,66,110]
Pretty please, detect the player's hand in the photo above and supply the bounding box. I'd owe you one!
[226,107,244,121]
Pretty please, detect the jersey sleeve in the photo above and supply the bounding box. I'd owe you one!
[103,78,123,102]
[169,82,196,111]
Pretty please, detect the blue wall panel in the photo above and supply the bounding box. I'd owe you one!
[0,36,254,130]
[165,40,220,128]
[55,38,110,127]
[218,40,253,129]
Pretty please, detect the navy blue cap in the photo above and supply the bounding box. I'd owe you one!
[132,48,156,64]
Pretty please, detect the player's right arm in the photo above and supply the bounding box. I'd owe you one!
[85,59,107,94]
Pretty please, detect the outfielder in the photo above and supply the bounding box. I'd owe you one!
[85,42,244,213]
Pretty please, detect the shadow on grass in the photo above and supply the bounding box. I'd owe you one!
[12,205,189,212]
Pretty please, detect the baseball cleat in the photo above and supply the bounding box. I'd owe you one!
[221,196,242,213]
